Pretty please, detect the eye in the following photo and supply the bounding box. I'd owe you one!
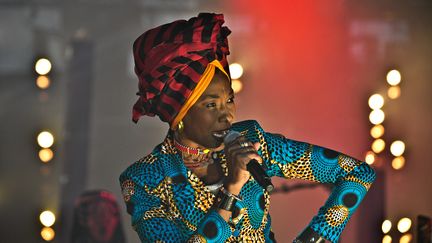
[206,102,216,108]
[227,96,235,103]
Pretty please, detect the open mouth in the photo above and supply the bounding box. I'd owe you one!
[212,129,230,139]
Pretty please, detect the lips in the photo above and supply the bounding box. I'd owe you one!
[212,129,230,139]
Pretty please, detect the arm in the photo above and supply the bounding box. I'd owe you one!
[250,121,376,242]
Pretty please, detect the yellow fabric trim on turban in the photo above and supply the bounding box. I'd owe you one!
[170,59,229,130]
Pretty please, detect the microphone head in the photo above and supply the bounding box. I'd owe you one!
[223,130,241,145]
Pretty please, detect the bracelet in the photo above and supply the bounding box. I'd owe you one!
[215,187,242,212]
[294,226,326,243]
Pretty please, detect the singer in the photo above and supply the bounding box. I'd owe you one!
[119,13,376,242]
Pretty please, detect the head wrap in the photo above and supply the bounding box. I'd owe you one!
[132,13,231,128]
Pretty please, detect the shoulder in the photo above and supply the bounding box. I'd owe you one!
[231,120,266,142]
[231,120,263,132]
[119,145,166,189]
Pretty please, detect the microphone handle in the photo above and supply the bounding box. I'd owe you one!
[247,159,274,193]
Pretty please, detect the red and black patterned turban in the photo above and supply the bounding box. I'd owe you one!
[132,13,231,125]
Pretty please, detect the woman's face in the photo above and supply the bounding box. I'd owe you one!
[180,69,235,148]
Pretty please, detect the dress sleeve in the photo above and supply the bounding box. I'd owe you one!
[119,161,233,243]
[251,121,376,242]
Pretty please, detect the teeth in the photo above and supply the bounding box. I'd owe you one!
[212,130,229,138]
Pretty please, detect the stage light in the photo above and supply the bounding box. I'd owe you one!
[382,219,392,234]
[370,124,385,139]
[392,156,406,170]
[369,109,385,125]
[397,217,412,233]
[390,140,405,157]
[36,76,51,89]
[39,148,54,163]
[382,235,392,243]
[41,227,55,241]
[35,58,52,75]
[399,233,412,243]
[368,94,384,110]
[365,151,376,165]
[229,63,243,79]
[232,79,243,94]
[37,131,54,148]
[388,86,401,99]
[372,139,385,154]
[386,69,401,86]
[40,210,56,227]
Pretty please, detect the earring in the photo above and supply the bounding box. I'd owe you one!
[177,120,184,132]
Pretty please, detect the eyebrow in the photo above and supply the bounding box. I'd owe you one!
[200,90,234,100]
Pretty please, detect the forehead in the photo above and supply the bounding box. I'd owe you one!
[202,69,231,95]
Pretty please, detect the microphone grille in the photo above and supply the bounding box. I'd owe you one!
[223,131,241,145]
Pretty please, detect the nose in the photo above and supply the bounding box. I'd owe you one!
[218,103,235,124]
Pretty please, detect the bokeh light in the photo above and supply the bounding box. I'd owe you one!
[36,76,51,89]
[392,156,406,170]
[370,124,385,139]
[397,217,412,233]
[37,131,54,148]
[386,69,401,86]
[365,151,376,165]
[388,86,401,99]
[382,235,392,243]
[39,148,54,163]
[368,94,385,110]
[390,140,405,157]
[369,109,385,125]
[35,58,52,75]
[382,219,392,234]
[231,79,243,94]
[229,63,244,79]
[41,227,55,241]
[372,139,386,154]
[399,233,412,243]
[40,210,56,227]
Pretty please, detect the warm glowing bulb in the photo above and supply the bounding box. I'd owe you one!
[390,140,405,157]
[386,69,401,86]
[372,139,386,154]
[397,217,412,233]
[40,210,56,227]
[37,131,54,148]
[365,151,376,165]
[388,86,401,99]
[392,156,406,170]
[369,109,385,125]
[35,58,52,75]
[382,220,392,234]
[370,124,385,138]
[382,235,392,243]
[39,148,54,163]
[231,79,243,94]
[399,233,412,243]
[41,227,55,241]
[229,63,244,79]
[36,76,51,89]
[368,94,385,110]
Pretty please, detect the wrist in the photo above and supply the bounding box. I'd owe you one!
[223,181,242,195]
[214,187,242,213]
[294,226,326,243]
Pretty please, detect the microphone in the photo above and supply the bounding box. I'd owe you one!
[224,131,274,193]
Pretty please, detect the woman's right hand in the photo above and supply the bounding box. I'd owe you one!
[223,136,262,195]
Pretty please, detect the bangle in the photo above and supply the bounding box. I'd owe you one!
[220,187,242,201]
[215,187,242,212]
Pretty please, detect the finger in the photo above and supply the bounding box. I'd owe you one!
[253,142,261,151]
